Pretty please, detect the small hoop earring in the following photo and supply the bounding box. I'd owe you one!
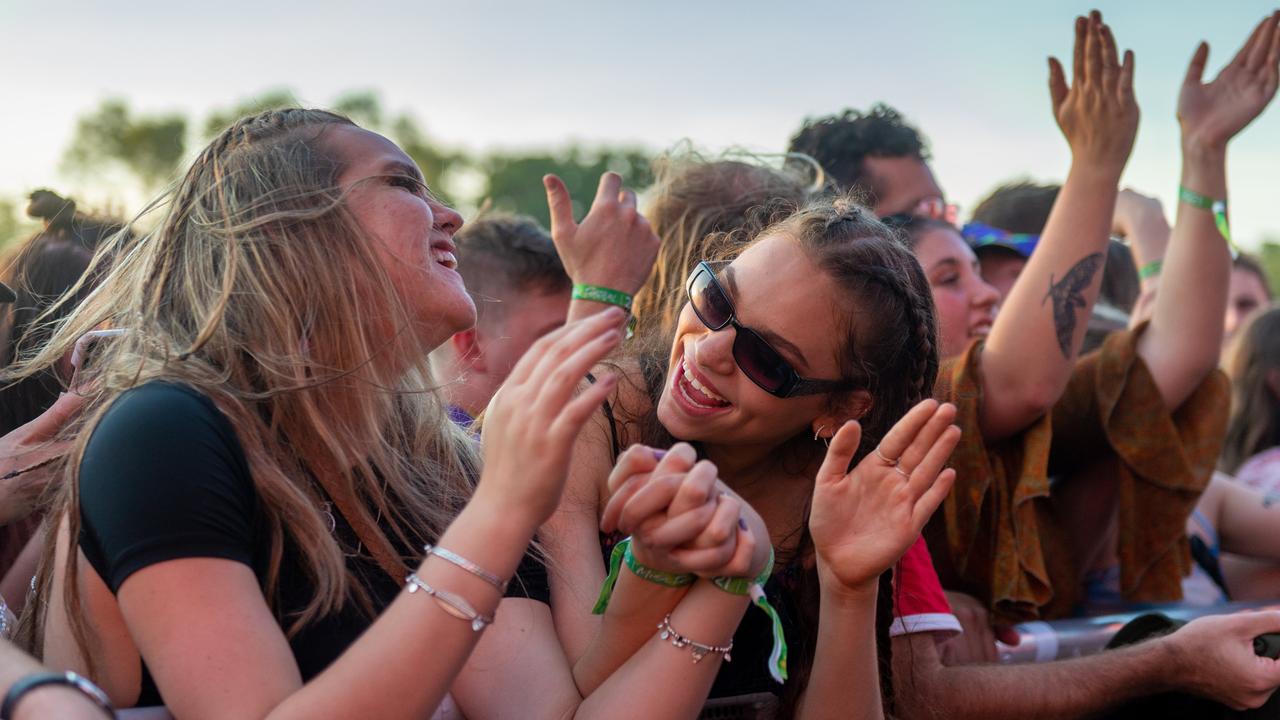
[814,425,830,448]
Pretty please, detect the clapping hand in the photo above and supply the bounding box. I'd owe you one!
[809,400,959,595]
[544,172,661,299]
[0,391,84,525]
[474,309,625,532]
[601,443,769,580]
[1048,11,1139,176]
[1179,11,1280,151]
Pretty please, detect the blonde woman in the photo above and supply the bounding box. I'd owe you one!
[9,110,768,720]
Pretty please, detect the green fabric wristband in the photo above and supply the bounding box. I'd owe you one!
[1138,259,1163,281]
[1178,185,1232,246]
[572,283,633,310]
[592,538,694,615]
[712,549,788,683]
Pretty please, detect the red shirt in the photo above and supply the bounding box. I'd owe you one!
[891,536,961,637]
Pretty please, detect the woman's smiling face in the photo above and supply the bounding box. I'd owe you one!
[657,231,849,449]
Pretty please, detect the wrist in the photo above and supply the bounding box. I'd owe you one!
[817,565,880,609]
[14,685,110,720]
[1065,161,1124,188]
[1181,134,1229,164]
[456,491,541,544]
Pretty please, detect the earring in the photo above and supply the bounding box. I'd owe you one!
[814,425,830,448]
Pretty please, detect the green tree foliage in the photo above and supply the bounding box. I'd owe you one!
[479,146,652,228]
[1257,239,1280,293]
[62,99,187,191]
[0,198,24,252]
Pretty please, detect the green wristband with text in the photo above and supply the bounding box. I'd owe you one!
[592,538,694,614]
[1178,185,1233,247]
[1138,259,1163,281]
[713,548,788,683]
[572,283,633,310]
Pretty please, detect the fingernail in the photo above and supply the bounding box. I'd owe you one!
[738,517,748,530]
[652,449,667,460]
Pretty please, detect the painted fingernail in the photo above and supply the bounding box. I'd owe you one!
[738,517,748,530]
[652,449,667,460]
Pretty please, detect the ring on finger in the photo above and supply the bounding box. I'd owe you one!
[893,464,911,479]
[874,447,899,467]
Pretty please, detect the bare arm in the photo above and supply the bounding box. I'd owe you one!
[0,638,111,720]
[978,12,1138,440]
[1135,15,1280,409]
[895,609,1280,720]
[800,401,960,720]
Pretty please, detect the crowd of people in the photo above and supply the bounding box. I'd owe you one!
[1,10,1279,720]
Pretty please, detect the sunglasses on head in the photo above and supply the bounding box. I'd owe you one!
[686,261,854,398]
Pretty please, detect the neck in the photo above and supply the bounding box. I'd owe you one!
[436,355,491,420]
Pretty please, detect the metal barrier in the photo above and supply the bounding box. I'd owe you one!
[999,600,1280,664]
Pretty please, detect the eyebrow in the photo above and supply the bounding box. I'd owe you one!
[380,160,425,184]
[722,265,813,370]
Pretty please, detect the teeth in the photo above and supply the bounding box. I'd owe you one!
[434,250,457,269]
[678,380,720,410]
[681,361,727,404]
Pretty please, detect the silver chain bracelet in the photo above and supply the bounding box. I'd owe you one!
[657,614,733,664]
[405,573,495,632]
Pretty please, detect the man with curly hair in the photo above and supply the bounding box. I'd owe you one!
[786,103,946,219]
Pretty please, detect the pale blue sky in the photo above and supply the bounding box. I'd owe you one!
[1,0,1277,245]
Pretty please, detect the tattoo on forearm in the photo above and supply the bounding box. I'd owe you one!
[1042,252,1104,357]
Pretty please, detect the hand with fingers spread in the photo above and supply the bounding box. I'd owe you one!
[1179,11,1280,152]
[601,442,771,580]
[474,308,626,531]
[543,172,661,300]
[1047,10,1139,175]
[0,391,85,525]
[810,399,960,595]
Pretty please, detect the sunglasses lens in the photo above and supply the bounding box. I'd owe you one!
[690,267,732,328]
[734,330,790,394]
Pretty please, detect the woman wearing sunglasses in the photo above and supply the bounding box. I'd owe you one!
[541,187,959,719]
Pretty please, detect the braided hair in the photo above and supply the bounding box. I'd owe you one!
[771,196,939,717]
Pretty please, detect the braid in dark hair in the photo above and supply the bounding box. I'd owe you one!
[769,195,939,717]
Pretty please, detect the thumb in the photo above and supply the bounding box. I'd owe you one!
[996,624,1022,647]
[816,420,861,485]
[1048,56,1069,112]
[543,174,576,238]
[23,392,87,442]
[1185,41,1209,87]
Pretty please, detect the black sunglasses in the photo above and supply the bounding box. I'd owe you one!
[686,261,853,398]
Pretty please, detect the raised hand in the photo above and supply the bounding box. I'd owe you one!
[1047,11,1139,176]
[601,443,770,580]
[1179,11,1280,151]
[544,172,661,298]
[474,308,625,530]
[0,390,85,525]
[810,400,960,594]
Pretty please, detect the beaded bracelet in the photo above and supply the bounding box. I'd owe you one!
[657,614,733,664]
[423,543,508,592]
[405,573,494,632]
[712,548,788,683]
[593,537,695,614]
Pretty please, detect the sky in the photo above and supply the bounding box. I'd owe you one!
[1,0,1278,246]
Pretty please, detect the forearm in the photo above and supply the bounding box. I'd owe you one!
[796,582,882,720]
[894,634,1178,720]
[266,500,534,720]
[573,570,687,694]
[1136,142,1231,409]
[980,163,1118,438]
[575,580,749,720]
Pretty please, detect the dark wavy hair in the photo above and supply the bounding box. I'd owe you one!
[785,104,930,195]
[621,193,938,718]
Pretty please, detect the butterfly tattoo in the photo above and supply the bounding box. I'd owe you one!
[1041,252,1104,358]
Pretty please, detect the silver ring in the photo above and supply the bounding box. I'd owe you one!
[893,465,911,479]
[874,447,899,467]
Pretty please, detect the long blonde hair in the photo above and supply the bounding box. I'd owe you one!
[1223,306,1280,473]
[9,108,479,666]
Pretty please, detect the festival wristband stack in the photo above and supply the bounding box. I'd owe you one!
[712,548,787,683]
[1178,185,1234,251]
[593,537,695,613]
[572,283,637,338]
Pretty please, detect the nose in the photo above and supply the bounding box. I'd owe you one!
[973,275,1001,311]
[432,201,464,236]
[692,325,737,377]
